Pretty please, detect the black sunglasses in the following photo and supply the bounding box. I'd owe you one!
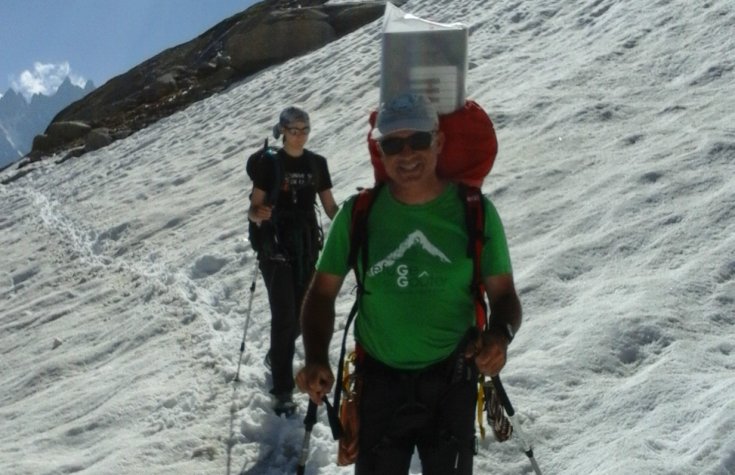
[378,131,433,155]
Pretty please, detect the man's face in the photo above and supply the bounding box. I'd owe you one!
[378,130,444,185]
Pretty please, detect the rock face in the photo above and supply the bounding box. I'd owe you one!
[21,0,393,168]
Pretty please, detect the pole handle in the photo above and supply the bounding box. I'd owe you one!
[490,375,515,416]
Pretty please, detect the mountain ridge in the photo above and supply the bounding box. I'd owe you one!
[0,79,94,171]
[5,0,397,177]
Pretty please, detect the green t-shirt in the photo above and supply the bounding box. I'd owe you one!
[317,183,512,370]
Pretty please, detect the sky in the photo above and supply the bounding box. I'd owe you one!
[0,0,257,101]
[1,0,734,474]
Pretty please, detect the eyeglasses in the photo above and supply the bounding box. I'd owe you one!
[284,126,310,136]
[378,131,433,155]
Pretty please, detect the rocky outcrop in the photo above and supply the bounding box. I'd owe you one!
[226,8,337,71]
[13,0,397,171]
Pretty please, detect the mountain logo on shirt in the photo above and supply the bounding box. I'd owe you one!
[368,230,451,279]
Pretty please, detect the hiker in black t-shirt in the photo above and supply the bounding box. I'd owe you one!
[248,106,338,415]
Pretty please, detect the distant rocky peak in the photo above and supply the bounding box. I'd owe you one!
[29,77,94,107]
[0,87,28,111]
[0,76,96,169]
[56,76,75,92]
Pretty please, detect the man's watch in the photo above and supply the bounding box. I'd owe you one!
[489,321,515,344]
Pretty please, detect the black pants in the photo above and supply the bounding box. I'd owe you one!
[259,257,312,396]
[355,352,478,475]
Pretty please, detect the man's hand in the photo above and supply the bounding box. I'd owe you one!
[466,330,508,376]
[296,363,335,405]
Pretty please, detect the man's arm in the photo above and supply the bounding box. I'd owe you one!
[487,273,522,337]
[473,273,522,376]
[296,271,345,404]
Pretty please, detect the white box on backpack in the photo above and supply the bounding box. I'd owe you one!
[380,3,468,114]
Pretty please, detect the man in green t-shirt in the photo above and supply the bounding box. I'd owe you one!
[296,93,522,475]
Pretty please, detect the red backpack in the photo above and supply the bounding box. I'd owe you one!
[366,99,498,187]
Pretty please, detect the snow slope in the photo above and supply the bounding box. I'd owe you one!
[1,0,734,474]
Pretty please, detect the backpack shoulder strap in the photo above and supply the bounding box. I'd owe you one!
[263,147,283,205]
[347,184,383,289]
[458,183,489,330]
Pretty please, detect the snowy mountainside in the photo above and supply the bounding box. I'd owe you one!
[1,0,734,474]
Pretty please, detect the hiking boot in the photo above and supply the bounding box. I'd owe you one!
[272,392,297,417]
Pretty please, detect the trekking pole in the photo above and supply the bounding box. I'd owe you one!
[490,375,543,475]
[296,399,319,475]
[234,259,259,382]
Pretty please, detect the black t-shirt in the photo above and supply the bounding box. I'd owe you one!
[253,148,332,212]
[252,148,332,260]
